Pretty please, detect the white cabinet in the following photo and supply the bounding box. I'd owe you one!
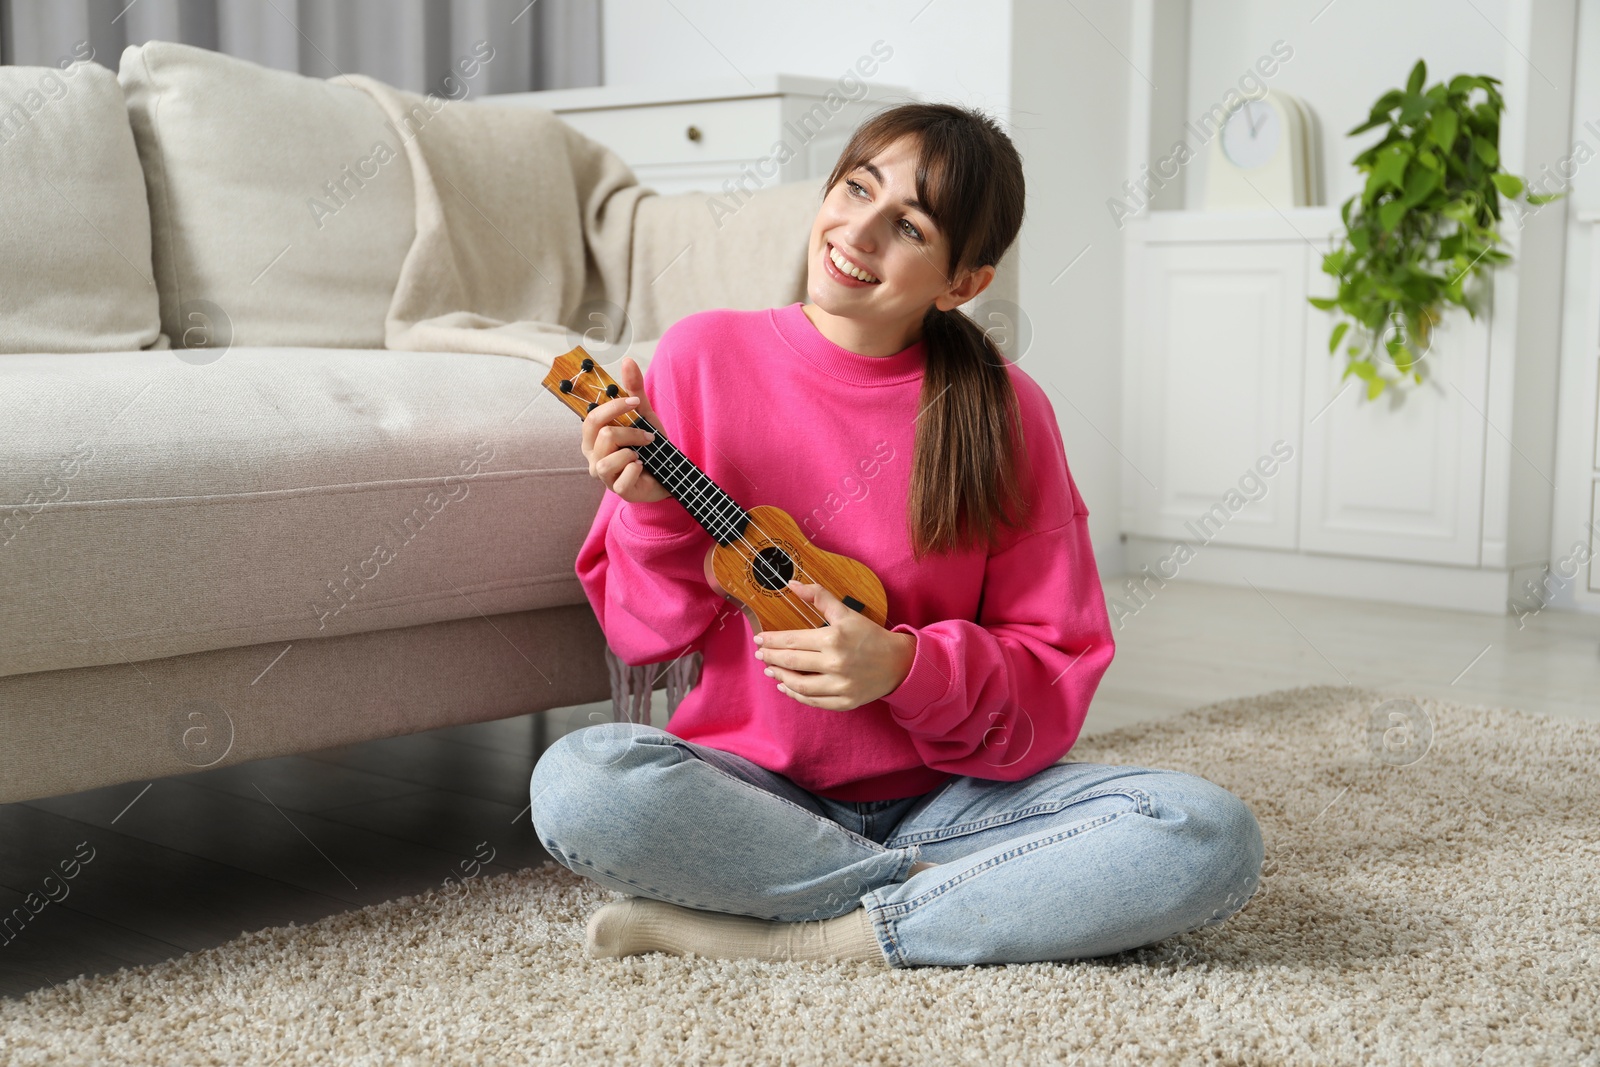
[1121,209,1532,613]
[1300,245,1493,565]
[483,75,913,196]
[1124,240,1304,550]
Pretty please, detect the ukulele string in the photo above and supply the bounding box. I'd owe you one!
[609,406,832,629]
[633,416,832,629]
[575,368,831,627]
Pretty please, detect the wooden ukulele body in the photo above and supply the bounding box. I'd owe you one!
[702,505,889,635]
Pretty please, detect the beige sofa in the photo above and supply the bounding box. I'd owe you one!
[0,42,817,804]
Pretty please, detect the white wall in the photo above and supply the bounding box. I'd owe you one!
[1009,0,1132,569]
[1181,0,1510,210]
[601,0,1012,115]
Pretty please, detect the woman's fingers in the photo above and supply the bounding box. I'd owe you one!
[619,452,650,494]
[619,359,660,428]
[582,395,642,455]
[600,446,639,488]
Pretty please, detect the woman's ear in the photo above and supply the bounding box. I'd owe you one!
[934,263,997,312]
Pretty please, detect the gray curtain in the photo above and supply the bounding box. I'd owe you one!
[0,0,602,93]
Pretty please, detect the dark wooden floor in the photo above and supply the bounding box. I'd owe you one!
[0,699,621,1000]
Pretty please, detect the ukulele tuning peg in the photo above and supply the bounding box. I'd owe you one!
[586,401,597,412]
[580,358,595,372]
[559,379,573,393]
[605,384,619,397]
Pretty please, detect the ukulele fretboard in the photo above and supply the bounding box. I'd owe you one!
[627,416,751,547]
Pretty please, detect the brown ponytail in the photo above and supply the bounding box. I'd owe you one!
[909,301,1032,561]
[821,102,1031,561]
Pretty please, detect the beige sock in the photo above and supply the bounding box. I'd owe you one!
[585,897,889,968]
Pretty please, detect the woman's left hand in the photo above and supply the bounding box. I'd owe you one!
[753,579,917,712]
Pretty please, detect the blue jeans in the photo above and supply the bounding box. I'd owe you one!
[529,721,1264,968]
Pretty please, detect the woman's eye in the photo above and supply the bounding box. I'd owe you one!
[845,178,921,240]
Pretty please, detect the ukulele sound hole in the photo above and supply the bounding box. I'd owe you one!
[751,547,795,591]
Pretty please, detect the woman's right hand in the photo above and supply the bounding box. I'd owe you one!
[581,356,672,504]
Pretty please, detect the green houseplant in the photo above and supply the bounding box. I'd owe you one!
[1311,59,1563,400]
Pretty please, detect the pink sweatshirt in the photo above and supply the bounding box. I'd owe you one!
[573,303,1116,801]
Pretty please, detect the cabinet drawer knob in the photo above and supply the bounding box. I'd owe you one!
[685,124,702,143]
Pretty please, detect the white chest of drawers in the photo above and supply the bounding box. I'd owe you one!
[485,75,914,196]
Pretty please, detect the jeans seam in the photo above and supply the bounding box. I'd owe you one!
[874,808,1136,919]
[860,894,906,968]
[884,785,1154,847]
[661,738,891,855]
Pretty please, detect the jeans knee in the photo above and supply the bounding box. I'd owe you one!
[1167,775,1264,924]
[1144,771,1258,867]
[1162,773,1260,851]
[529,721,665,857]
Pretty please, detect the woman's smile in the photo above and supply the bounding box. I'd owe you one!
[823,241,882,287]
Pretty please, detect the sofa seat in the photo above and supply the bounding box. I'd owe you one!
[0,342,654,682]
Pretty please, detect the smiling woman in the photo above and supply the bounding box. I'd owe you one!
[536,101,1264,973]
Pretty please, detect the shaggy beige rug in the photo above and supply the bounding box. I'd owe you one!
[1,685,1595,1066]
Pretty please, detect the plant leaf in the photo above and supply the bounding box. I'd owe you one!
[1373,144,1410,192]
[1428,108,1458,150]
[1401,166,1441,207]
[1406,59,1427,96]
[1329,321,1350,354]
[1490,172,1524,198]
[1379,199,1408,233]
[1472,135,1498,166]
[1309,296,1338,310]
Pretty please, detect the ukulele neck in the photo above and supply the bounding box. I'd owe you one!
[629,416,751,547]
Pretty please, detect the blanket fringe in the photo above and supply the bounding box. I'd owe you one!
[605,646,702,725]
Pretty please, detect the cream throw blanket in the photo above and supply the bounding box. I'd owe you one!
[344,76,816,702]
[344,75,818,367]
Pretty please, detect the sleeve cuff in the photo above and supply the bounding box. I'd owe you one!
[880,623,953,725]
[616,496,700,541]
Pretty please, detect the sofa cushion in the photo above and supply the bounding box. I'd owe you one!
[0,60,162,354]
[117,41,416,350]
[0,341,655,681]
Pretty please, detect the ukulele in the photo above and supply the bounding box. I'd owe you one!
[543,346,889,635]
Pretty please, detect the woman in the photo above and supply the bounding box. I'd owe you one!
[529,102,1264,969]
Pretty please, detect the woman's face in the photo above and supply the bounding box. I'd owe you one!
[805,134,993,344]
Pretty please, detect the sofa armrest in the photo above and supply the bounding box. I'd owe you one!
[625,180,821,342]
